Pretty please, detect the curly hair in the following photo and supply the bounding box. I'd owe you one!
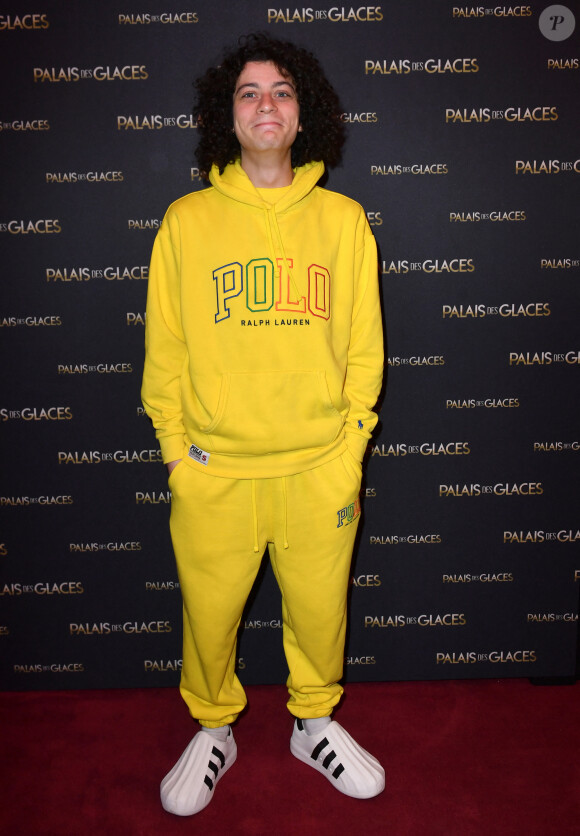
[194,33,345,177]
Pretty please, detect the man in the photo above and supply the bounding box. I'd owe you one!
[142,32,384,816]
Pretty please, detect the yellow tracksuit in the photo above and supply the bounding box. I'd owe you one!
[142,160,383,725]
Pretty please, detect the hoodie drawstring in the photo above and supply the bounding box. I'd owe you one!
[263,206,303,307]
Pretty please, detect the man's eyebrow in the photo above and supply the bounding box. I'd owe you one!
[235,80,296,94]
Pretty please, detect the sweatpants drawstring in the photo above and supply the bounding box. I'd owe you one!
[281,476,289,550]
[251,477,289,552]
[251,479,260,553]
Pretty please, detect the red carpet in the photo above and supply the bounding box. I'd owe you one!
[1,680,578,835]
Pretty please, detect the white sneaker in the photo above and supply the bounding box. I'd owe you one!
[160,728,237,816]
[290,719,385,799]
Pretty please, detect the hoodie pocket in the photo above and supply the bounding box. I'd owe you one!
[200,370,343,456]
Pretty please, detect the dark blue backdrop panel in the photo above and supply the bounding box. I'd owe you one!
[1,1,578,691]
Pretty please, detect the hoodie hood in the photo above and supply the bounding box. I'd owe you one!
[209,159,325,212]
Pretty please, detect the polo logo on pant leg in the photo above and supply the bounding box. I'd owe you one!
[336,496,361,527]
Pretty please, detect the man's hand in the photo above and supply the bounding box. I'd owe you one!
[166,459,181,475]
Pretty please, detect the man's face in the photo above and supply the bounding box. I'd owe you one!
[232,61,301,159]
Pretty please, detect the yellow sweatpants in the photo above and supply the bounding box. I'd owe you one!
[168,448,362,728]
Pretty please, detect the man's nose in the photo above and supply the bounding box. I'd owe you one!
[258,95,276,112]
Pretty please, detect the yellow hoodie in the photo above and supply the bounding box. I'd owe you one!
[141,159,383,479]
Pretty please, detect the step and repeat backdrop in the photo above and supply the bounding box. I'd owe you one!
[1,1,579,692]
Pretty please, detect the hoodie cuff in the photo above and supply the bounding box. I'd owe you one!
[344,431,369,464]
[159,434,185,465]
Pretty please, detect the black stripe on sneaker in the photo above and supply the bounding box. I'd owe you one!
[211,746,225,768]
[322,750,336,769]
[208,760,219,778]
[204,775,214,790]
[297,719,304,732]
[332,763,345,780]
[311,737,329,761]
